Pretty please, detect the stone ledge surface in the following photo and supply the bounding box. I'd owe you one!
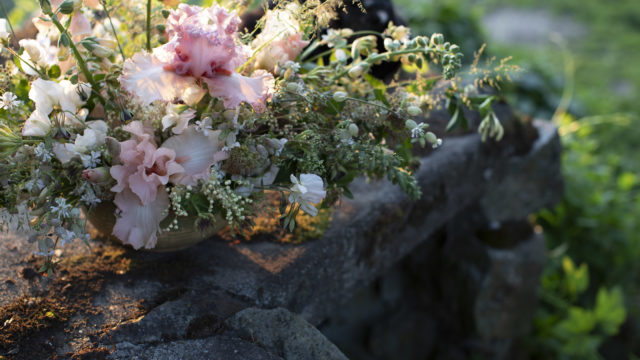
[0,120,562,359]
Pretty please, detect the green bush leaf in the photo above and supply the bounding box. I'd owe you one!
[594,287,626,335]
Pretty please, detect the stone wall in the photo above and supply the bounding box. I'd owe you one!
[0,116,562,359]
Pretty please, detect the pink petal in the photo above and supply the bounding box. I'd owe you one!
[161,127,225,186]
[69,13,92,39]
[127,169,159,205]
[119,52,197,104]
[203,71,274,112]
[83,0,101,9]
[112,188,170,249]
[110,164,132,193]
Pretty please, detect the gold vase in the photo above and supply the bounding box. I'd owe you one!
[85,202,225,252]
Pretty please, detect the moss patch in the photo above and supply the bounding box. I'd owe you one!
[0,245,130,359]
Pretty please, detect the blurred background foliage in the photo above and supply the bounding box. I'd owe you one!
[392,0,639,358]
[3,0,639,358]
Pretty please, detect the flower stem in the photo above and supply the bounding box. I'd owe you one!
[47,14,106,106]
[146,0,152,51]
[101,0,125,59]
[0,0,16,43]
[4,46,47,78]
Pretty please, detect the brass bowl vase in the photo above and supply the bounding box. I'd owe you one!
[85,202,225,252]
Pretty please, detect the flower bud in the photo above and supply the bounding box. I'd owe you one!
[449,44,460,53]
[407,106,422,116]
[226,132,237,146]
[405,119,418,130]
[286,82,300,93]
[98,38,118,49]
[333,91,347,103]
[384,38,393,51]
[91,44,112,58]
[39,0,53,14]
[348,64,364,79]
[430,33,444,46]
[83,167,110,183]
[58,0,75,14]
[57,46,70,61]
[105,137,121,162]
[223,109,236,121]
[348,123,359,137]
[416,36,427,47]
[425,131,439,146]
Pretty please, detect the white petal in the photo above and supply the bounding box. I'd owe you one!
[22,110,51,137]
[29,79,60,115]
[52,142,78,163]
[299,200,319,217]
[60,80,88,112]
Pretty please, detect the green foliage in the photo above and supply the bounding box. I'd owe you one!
[534,255,627,359]
[532,113,640,358]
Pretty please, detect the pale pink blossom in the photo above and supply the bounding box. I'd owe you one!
[119,3,273,111]
[112,188,169,249]
[109,121,184,205]
[252,5,309,72]
[161,126,228,186]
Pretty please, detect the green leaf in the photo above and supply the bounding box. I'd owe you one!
[562,256,589,297]
[594,287,626,335]
[324,98,345,115]
[446,107,460,132]
[555,306,596,335]
[364,74,386,91]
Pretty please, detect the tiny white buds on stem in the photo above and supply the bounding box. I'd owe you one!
[333,91,347,102]
[407,106,422,116]
[348,64,364,79]
[348,123,359,137]
[405,119,418,130]
[286,82,301,93]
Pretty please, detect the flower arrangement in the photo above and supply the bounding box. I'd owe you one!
[0,0,507,271]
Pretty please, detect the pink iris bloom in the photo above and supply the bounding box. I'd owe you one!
[110,121,184,205]
[119,4,274,111]
[109,122,183,249]
[108,122,229,248]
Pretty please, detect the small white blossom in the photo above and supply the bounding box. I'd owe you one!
[0,92,21,111]
[56,228,76,246]
[81,150,102,168]
[283,61,301,72]
[411,126,424,138]
[0,18,11,42]
[289,174,326,217]
[195,117,213,136]
[50,198,71,219]
[34,143,53,162]
[81,189,101,206]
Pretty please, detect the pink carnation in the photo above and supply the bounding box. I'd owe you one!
[119,3,273,111]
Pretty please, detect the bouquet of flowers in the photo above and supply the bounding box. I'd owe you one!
[0,0,506,270]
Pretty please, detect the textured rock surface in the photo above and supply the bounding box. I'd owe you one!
[227,307,348,360]
[0,120,562,359]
